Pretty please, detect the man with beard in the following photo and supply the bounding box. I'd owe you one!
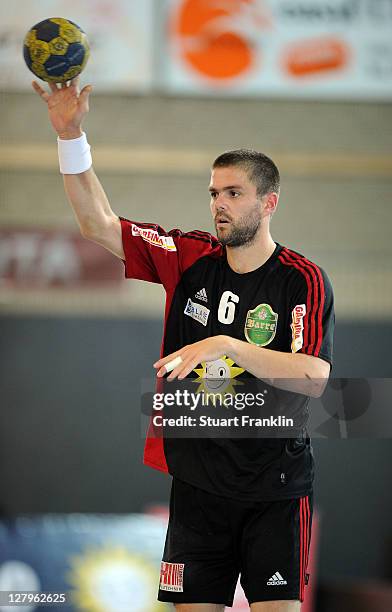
[33,76,334,612]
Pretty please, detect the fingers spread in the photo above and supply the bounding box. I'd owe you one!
[31,80,42,94]
[80,84,93,100]
[70,75,81,94]
[71,75,80,88]
[32,81,49,102]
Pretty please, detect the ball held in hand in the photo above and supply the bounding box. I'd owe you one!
[23,17,90,83]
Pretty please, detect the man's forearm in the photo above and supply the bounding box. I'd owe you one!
[63,167,116,238]
[224,336,330,397]
[154,335,330,396]
[33,79,124,259]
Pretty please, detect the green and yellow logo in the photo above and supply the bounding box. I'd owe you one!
[244,303,278,347]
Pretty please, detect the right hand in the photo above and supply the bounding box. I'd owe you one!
[32,76,93,140]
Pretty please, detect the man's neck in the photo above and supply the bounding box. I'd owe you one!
[226,233,277,274]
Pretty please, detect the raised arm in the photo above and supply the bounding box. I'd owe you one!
[32,77,124,260]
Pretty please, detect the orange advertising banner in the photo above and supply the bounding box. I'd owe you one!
[164,0,392,100]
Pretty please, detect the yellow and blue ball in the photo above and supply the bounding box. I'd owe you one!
[23,17,90,83]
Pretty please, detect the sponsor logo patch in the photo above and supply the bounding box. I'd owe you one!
[195,287,208,302]
[131,224,177,251]
[184,298,210,327]
[267,571,288,586]
[159,561,184,592]
[244,303,278,347]
[291,304,306,352]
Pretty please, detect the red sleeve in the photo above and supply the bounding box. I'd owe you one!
[119,217,222,290]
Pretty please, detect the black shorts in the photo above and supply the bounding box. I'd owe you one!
[158,478,313,607]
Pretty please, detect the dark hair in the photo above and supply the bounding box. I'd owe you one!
[212,149,280,198]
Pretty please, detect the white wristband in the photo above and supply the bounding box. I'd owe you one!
[57,132,92,174]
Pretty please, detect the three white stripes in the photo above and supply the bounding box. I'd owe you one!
[267,570,288,585]
[195,287,208,302]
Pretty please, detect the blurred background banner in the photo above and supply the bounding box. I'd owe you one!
[163,0,392,99]
[2,0,392,99]
[0,228,123,287]
[0,0,154,91]
[0,514,168,612]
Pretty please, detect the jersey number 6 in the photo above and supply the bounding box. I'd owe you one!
[218,291,240,325]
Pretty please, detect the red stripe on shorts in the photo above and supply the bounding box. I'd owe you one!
[299,495,311,601]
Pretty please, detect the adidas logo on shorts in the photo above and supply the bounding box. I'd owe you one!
[267,571,288,586]
[195,288,208,302]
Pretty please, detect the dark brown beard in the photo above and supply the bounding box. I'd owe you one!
[216,205,261,247]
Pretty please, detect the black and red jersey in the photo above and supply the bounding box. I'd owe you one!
[120,217,335,501]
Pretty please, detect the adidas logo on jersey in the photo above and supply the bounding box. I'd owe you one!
[267,571,287,586]
[195,288,208,302]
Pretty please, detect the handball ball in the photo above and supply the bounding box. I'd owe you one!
[23,17,90,83]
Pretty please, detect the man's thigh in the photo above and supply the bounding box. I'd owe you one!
[157,478,238,608]
[240,495,313,605]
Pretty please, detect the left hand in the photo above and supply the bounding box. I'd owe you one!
[154,336,230,380]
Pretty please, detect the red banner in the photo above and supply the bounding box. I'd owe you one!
[0,228,123,287]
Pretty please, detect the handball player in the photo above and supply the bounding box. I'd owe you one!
[33,76,334,612]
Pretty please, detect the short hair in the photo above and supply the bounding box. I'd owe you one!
[212,149,280,198]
